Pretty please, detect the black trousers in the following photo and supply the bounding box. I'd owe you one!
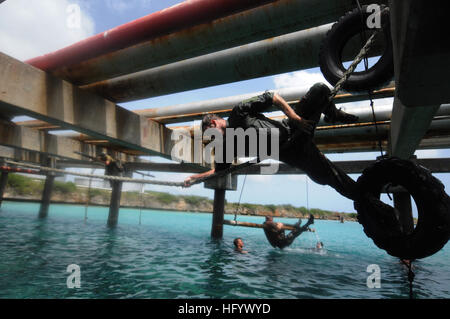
[279,83,359,201]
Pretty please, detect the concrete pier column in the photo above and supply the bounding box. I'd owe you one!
[38,157,56,219]
[205,173,237,239]
[0,171,9,208]
[38,174,55,218]
[394,192,414,234]
[107,180,123,227]
[211,189,226,239]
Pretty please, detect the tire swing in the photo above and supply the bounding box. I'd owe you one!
[319,4,394,92]
[354,157,450,260]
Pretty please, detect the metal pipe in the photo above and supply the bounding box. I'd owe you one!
[51,0,382,85]
[82,23,386,102]
[25,0,276,72]
[135,85,395,124]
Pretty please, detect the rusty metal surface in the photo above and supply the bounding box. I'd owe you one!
[25,0,276,72]
[51,0,384,85]
[82,22,387,102]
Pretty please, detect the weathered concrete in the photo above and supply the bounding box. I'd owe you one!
[38,174,55,218]
[389,0,450,107]
[389,97,439,159]
[107,180,123,227]
[393,192,414,235]
[0,171,8,208]
[211,189,226,239]
[0,52,195,164]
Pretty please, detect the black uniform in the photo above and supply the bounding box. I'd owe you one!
[215,83,359,201]
[263,216,314,249]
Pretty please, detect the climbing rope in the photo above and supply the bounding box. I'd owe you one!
[4,158,258,187]
[139,183,144,225]
[356,0,385,158]
[233,173,248,222]
[84,168,95,222]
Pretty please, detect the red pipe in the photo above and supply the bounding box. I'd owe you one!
[1,166,41,175]
[25,0,276,71]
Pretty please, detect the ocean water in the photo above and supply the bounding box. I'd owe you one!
[0,201,449,299]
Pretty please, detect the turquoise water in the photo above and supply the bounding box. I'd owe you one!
[0,201,449,299]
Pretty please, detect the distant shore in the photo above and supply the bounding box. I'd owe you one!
[2,173,358,221]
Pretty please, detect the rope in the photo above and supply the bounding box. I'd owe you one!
[84,168,95,222]
[356,0,385,157]
[233,173,248,222]
[4,158,258,188]
[401,259,415,299]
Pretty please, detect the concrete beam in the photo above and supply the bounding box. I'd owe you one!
[389,0,450,107]
[389,97,439,159]
[0,120,134,163]
[0,52,195,164]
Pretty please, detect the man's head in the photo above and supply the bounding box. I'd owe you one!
[265,216,273,222]
[233,238,244,250]
[202,114,227,135]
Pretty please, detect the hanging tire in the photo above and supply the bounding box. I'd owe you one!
[319,5,394,92]
[354,157,450,260]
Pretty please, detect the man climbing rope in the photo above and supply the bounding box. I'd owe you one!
[184,83,360,201]
[263,215,315,249]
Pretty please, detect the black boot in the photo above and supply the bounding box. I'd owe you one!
[324,103,359,124]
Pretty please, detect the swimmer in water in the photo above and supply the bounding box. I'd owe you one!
[233,238,248,254]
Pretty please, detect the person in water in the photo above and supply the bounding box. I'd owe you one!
[263,215,315,249]
[233,238,248,254]
[316,241,324,250]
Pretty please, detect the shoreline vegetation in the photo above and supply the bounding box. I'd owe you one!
[3,173,358,221]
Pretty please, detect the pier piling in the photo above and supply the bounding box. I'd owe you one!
[107,180,123,227]
[38,174,55,218]
[38,158,56,219]
[211,189,226,239]
[393,192,414,234]
[0,171,8,208]
[205,174,238,239]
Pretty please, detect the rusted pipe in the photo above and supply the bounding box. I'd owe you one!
[83,23,386,102]
[51,0,383,85]
[25,0,276,71]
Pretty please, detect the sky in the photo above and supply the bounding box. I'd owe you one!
[0,0,449,215]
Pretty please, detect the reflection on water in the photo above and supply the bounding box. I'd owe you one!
[0,202,449,299]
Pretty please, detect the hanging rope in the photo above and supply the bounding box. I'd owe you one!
[139,183,144,225]
[356,0,384,158]
[233,173,248,222]
[84,168,95,222]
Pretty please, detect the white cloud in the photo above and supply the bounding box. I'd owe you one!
[105,0,153,12]
[0,0,95,61]
[273,70,328,89]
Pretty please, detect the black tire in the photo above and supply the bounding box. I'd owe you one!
[354,157,450,260]
[319,5,394,92]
